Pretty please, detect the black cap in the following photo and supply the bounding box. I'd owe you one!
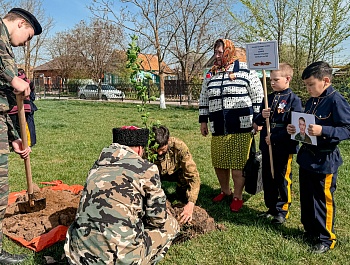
[112,126,149,147]
[8,8,42,35]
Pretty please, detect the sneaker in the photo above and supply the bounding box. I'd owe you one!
[0,250,27,264]
[212,191,232,202]
[271,215,286,225]
[312,243,330,254]
[230,197,243,212]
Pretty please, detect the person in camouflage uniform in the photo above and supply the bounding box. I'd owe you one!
[64,126,179,265]
[152,126,200,224]
[0,8,41,264]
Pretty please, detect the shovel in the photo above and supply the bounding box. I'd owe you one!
[15,94,46,213]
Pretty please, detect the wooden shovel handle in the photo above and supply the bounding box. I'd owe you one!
[262,70,274,178]
[15,94,34,206]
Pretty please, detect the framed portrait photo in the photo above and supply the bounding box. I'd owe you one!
[291,112,317,146]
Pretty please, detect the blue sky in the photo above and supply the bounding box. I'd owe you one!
[42,0,92,34]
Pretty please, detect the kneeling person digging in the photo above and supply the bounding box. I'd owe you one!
[152,125,201,224]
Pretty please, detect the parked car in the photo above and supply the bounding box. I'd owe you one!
[78,84,125,100]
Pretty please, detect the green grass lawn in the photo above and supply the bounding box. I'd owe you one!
[7,99,350,264]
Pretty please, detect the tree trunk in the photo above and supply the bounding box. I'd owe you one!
[98,81,102,100]
[159,72,166,109]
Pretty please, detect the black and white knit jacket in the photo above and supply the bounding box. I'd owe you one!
[199,61,264,136]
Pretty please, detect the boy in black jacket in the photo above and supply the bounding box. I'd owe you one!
[254,63,302,225]
[287,61,350,253]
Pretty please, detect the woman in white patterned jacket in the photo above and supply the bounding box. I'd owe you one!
[199,39,263,212]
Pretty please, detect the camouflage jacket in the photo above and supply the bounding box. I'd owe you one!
[67,144,168,262]
[0,18,17,111]
[154,137,200,203]
[0,18,19,145]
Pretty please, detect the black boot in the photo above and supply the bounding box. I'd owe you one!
[0,250,27,264]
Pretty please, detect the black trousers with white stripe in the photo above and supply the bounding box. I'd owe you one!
[299,167,337,248]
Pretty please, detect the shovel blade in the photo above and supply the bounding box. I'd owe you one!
[17,198,46,214]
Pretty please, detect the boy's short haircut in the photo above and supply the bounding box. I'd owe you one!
[152,125,169,147]
[271,63,293,78]
[4,8,42,35]
[3,12,31,27]
[302,61,333,81]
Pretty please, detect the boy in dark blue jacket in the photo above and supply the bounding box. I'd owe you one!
[287,61,350,253]
[254,63,302,225]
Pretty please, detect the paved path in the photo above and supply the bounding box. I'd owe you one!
[38,96,199,107]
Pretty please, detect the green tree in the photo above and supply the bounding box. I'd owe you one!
[126,35,160,161]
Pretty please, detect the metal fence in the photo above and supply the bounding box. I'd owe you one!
[164,80,201,104]
[34,79,202,104]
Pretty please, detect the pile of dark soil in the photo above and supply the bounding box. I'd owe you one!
[167,201,226,243]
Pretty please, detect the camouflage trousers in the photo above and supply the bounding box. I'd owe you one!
[64,214,179,265]
[0,153,8,253]
[0,116,9,252]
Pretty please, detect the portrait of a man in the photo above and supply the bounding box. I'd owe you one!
[294,116,312,144]
[291,112,316,145]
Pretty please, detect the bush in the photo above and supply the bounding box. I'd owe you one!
[333,75,350,102]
